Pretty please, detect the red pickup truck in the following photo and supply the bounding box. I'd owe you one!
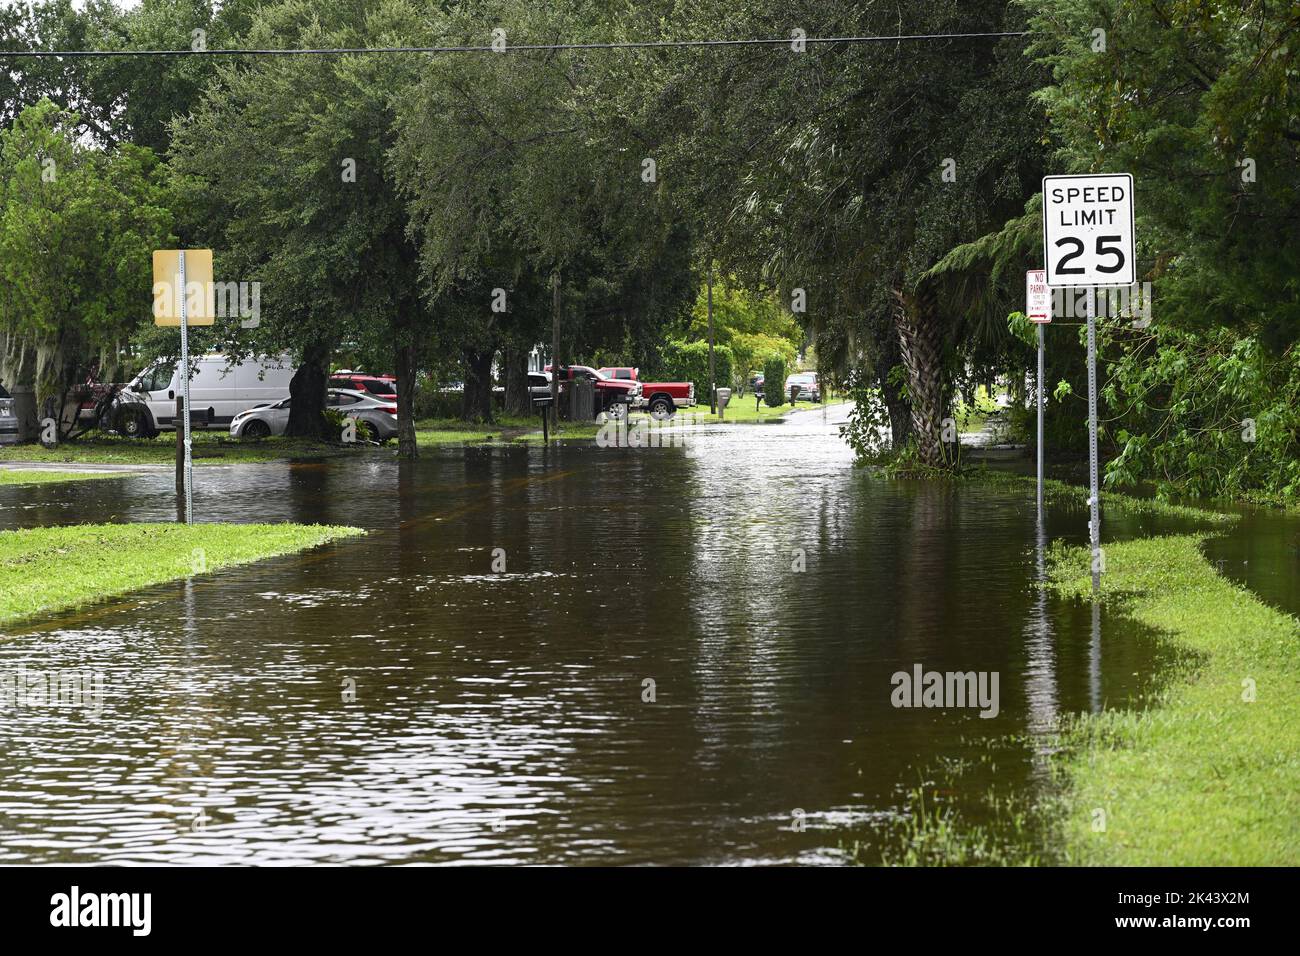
[598,367,696,420]
[545,365,641,417]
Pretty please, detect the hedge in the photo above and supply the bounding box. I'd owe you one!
[763,355,786,407]
[657,340,733,403]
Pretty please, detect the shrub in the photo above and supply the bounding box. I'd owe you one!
[413,387,461,420]
[658,340,733,404]
[763,355,786,407]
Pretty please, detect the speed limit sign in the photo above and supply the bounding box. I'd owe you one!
[1042,173,1135,287]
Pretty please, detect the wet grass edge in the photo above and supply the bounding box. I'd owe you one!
[0,522,365,630]
[1042,534,1300,865]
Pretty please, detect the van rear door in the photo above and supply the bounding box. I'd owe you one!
[234,357,293,416]
[187,357,236,425]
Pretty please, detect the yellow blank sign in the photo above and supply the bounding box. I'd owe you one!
[153,249,215,326]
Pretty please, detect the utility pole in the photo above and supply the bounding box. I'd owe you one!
[707,267,716,414]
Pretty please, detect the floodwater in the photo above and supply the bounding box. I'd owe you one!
[0,406,1278,865]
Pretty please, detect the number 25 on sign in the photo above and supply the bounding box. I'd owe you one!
[1041,173,1135,287]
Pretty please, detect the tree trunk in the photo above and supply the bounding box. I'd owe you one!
[461,349,495,423]
[894,286,949,467]
[286,343,331,439]
[395,337,418,460]
[503,342,529,417]
[873,319,912,448]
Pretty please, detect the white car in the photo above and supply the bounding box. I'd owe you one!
[230,389,398,442]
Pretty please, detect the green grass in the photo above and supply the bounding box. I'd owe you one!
[0,522,364,629]
[966,469,1238,525]
[656,396,844,424]
[513,421,603,442]
[0,431,356,466]
[0,470,133,486]
[414,416,532,446]
[870,785,1052,867]
[415,415,545,446]
[1047,535,1300,865]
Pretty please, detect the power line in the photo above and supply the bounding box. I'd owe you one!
[0,32,1028,59]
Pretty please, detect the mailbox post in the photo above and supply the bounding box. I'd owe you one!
[716,387,732,421]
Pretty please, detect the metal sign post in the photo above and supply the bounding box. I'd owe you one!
[1037,323,1045,512]
[1042,175,1135,593]
[153,249,214,526]
[1026,269,1050,513]
[178,250,193,524]
[1085,286,1100,591]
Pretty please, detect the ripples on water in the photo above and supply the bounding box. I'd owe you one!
[0,409,1198,863]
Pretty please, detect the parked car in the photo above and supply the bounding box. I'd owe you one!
[113,353,294,438]
[528,371,553,401]
[545,365,641,417]
[594,366,696,420]
[785,371,822,403]
[0,382,18,445]
[230,388,398,441]
[329,371,398,400]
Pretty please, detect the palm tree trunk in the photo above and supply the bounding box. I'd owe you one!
[894,286,950,468]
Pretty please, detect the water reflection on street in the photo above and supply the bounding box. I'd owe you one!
[0,407,1205,863]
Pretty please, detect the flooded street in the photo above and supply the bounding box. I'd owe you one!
[0,408,1256,864]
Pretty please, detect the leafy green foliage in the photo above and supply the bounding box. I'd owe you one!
[656,339,732,403]
[168,0,429,437]
[1102,322,1300,500]
[838,369,892,462]
[389,0,696,386]
[677,276,799,385]
[0,99,174,424]
[1028,0,1299,346]
[763,355,786,408]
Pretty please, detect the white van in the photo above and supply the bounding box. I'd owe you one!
[115,354,294,438]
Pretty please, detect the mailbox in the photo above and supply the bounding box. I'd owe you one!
[716,388,732,410]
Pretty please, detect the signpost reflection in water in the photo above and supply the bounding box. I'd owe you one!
[0,408,1177,864]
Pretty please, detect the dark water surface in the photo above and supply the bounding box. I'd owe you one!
[0,408,1248,864]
